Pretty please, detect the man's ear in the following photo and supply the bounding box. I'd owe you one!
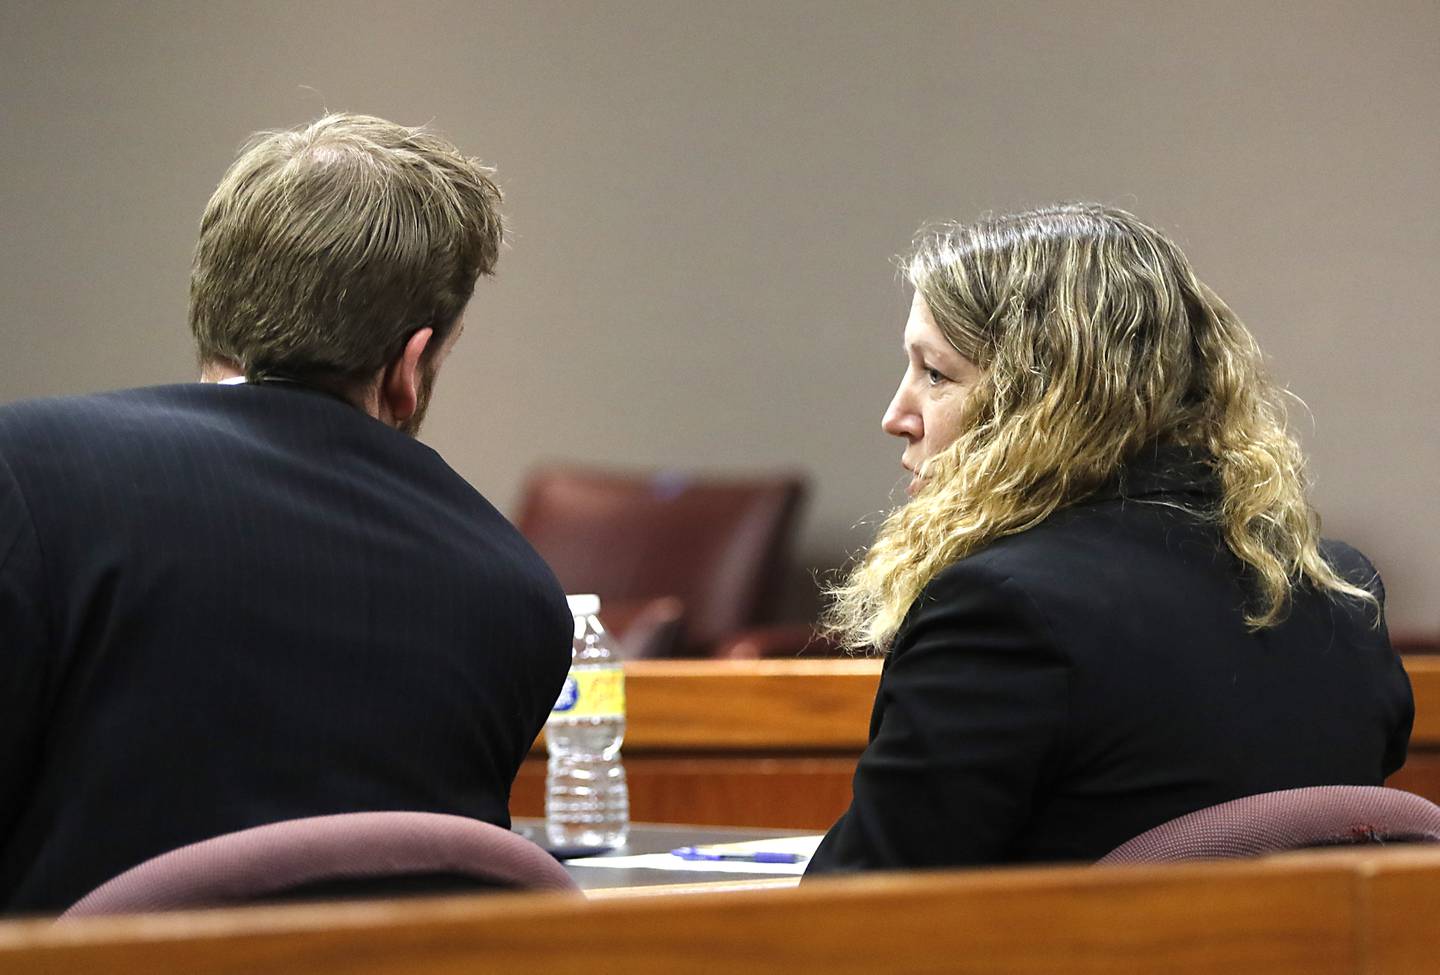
[380,328,435,426]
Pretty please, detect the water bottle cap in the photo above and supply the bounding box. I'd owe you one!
[565,593,601,616]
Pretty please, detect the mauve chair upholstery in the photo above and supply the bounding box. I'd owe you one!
[1098,786,1440,864]
[62,812,578,917]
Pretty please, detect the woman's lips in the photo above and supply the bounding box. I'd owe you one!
[904,467,921,497]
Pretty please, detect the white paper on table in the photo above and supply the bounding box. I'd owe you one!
[565,834,824,875]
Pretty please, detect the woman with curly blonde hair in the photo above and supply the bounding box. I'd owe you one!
[806,203,1412,875]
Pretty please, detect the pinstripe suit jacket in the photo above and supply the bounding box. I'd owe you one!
[0,383,571,914]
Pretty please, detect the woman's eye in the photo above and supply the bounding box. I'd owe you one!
[925,367,948,386]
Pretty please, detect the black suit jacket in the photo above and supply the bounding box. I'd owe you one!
[807,449,1413,875]
[0,383,571,914]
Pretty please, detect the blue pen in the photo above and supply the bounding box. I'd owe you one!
[670,846,807,864]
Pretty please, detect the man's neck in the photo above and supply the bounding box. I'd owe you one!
[199,362,244,383]
[198,361,383,420]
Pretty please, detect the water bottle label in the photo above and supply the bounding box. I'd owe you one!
[550,667,625,718]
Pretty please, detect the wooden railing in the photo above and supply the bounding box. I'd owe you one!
[5,847,1440,974]
[513,659,879,828]
[515,656,1440,829]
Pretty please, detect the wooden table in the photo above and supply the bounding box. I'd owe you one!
[514,656,1440,830]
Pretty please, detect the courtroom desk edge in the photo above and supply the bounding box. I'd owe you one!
[585,877,798,899]
[0,852,1362,947]
[6,850,1423,975]
[1256,844,1440,872]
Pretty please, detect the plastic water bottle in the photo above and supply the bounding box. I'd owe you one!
[546,593,630,849]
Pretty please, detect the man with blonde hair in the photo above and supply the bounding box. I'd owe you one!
[0,114,571,914]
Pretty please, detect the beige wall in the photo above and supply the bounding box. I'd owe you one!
[1,1,1436,630]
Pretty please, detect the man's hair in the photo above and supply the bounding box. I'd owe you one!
[823,203,1378,652]
[189,112,503,388]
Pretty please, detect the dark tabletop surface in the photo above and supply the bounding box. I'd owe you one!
[511,819,815,890]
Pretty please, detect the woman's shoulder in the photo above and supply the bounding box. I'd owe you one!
[903,498,1222,647]
[1318,538,1385,603]
[926,500,1165,590]
[899,523,1099,644]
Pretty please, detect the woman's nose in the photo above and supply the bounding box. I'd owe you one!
[882,386,921,440]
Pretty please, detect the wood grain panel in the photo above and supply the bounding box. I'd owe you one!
[1357,847,1440,975]
[520,660,876,827]
[513,754,856,829]
[535,659,881,752]
[0,858,1361,975]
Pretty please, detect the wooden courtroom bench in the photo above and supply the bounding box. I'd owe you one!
[514,656,1440,829]
[0,853,1374,975]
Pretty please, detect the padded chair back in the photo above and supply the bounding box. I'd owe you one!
[517,466,807,655]
[62,812,578,917]
[1099,786,1440,864]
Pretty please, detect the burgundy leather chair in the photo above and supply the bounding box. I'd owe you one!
[62,812,578,917]
[517,466,808,658]
[1098,786,1440,864]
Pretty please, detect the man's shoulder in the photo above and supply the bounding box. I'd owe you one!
[0,384,210,432]
[1,382,407,452]
[0,383,480,506]
[0,385,294,476]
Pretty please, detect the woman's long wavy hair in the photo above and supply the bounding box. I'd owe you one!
[824,203,1377,653]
